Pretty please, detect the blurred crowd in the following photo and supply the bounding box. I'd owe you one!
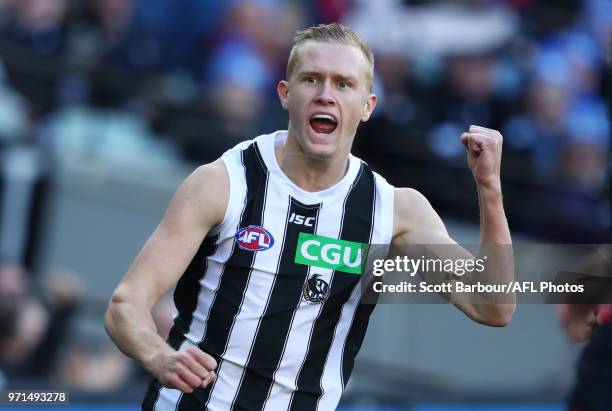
[0,0,610,239]
[0,0,610,396]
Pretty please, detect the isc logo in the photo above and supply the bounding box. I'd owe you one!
[235,225,275,251]
[289,213,315,227]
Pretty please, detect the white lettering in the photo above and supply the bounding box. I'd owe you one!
[321,244,342,265]
[246,231,258,244]
[258,233,269,247]
[290,213,314,227]
[343,247,362,268]
[301,240,320,261]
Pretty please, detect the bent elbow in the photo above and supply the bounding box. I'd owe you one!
[484,304,516,327]
[475,304,516,327]
[104,294,118,336]
[104,289,128,336]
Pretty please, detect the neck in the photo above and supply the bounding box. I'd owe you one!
[275,134,349,192]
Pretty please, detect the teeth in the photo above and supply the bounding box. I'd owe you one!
[312,114,337,123]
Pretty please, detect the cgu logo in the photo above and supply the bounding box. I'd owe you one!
[235,225,275,251]
[289,213,315,227]
[294,233,368,275]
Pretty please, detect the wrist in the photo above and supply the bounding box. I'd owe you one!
[476,178,502,195]
[142,343,173,375]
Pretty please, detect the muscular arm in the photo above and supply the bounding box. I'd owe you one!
[104,160,228,392]
[392,126,515,326]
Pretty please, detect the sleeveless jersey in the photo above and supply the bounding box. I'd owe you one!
[143,130,394,411]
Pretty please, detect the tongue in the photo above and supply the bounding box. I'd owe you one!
[310,119,336,134]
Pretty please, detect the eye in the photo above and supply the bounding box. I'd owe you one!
[337,80,351,89]
[304,77,318,85]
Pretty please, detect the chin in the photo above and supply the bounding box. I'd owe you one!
[307,149,335,161]
[301,142,335,160]
[304,137,338,160]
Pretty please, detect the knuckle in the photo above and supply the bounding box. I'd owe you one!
[167,375,181,387]
[184,374,197,386]
[177,352,191,364]
[174,363,189,378]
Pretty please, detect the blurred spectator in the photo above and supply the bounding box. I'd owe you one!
[428,52,513,159]
[557,246,612,411]
[1,0,69,56]
[57,337,131,393]
[0,0,14,32]
[132,0,233,72]
[0,58,30,144]
[170,0,298,163]
[0,59,50,270]
[560,97,609,192]
[71,0,163,72]
[0,264,80,382]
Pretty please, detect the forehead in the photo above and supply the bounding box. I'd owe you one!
[293,41,371,81]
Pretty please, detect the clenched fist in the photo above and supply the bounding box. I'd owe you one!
[460,125,503,188]
[148,346,217,393]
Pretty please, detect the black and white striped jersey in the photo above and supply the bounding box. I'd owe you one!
[143,130,394,411]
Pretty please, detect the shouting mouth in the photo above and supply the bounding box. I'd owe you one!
[309,114,338,134]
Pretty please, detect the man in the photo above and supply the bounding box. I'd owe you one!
[558,252,612,411]
[104,23,515,411]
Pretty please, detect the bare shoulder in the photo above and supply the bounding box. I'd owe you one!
[393,187,446,241]
[394,187,435,225]
[167,159,229,231]
[394,187,429,212]
[190,159,229,197]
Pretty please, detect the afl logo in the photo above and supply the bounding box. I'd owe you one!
[235,225,275,251]
[302,274,330,304]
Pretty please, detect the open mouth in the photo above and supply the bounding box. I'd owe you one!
[309,114,338,134]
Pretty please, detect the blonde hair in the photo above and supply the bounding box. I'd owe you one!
[286,23,374,91]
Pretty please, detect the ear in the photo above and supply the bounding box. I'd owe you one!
[361,93,377,122]
[277,80,289,111]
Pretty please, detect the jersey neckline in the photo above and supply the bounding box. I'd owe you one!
[255,130,361,203]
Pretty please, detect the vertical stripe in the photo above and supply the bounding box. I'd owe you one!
[262,204,344,411]
[206,168,287,410]
[289,165,376,411]
[142,233,218,410]
[319,179,378,410]
[174,235,220,336]
[176,143,269,410]
[232,198,321,410]
[341,175,378,386]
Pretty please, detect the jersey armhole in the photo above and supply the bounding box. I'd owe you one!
[208,152,243,236]
[375,173,395,244]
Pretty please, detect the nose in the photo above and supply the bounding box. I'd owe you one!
[314,80,336,105]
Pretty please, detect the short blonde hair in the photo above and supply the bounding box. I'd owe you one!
[286,23,374,91]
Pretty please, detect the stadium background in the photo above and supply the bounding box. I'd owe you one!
[0,0,610,409]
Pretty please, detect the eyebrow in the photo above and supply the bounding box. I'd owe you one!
[298,71,359,83]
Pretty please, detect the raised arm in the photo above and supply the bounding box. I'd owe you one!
[104,159,228,392]
[392,125,515,326]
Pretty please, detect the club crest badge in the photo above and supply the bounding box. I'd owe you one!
[302,274,330,304]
